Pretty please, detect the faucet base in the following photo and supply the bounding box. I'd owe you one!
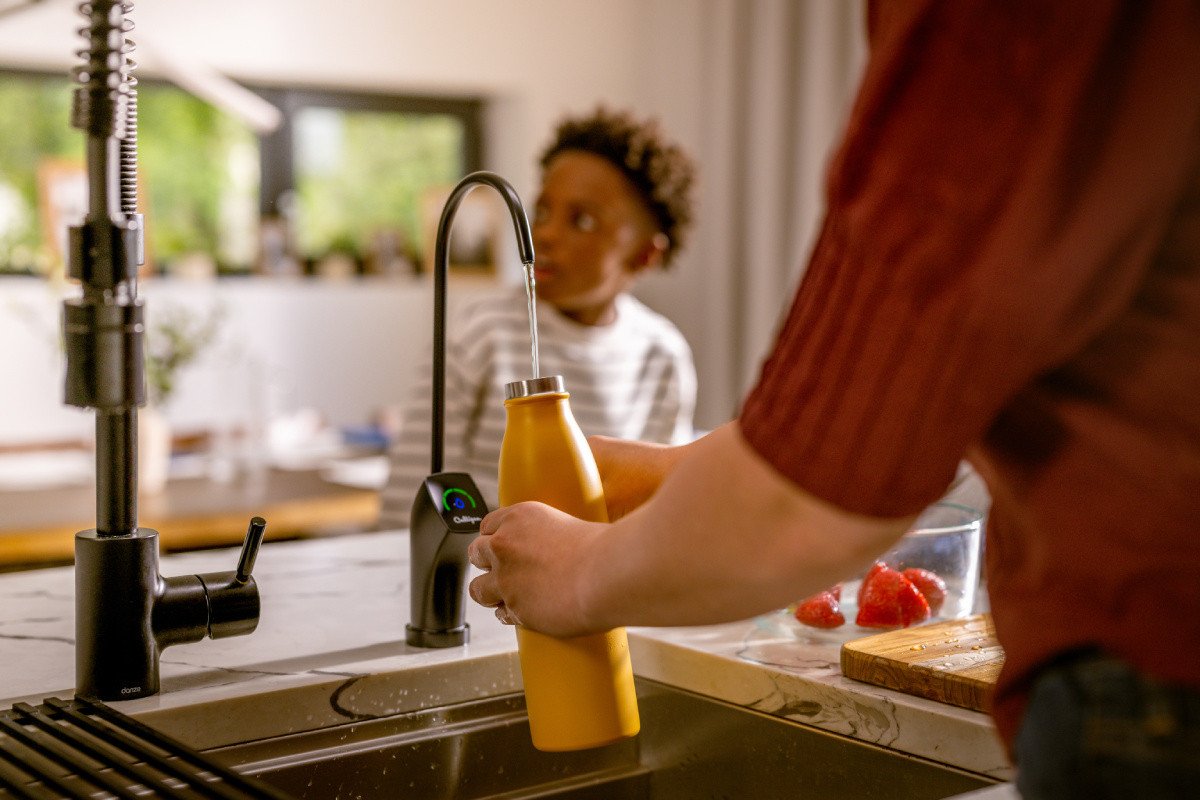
[75,527,162,700]
[406,623,469,648]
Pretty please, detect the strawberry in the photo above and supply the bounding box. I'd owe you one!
[902,568,947,615]
[857,561,888,606]
[793,590,845,629]
[855,564,931,629]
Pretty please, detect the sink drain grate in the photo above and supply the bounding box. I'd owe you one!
[0,696,294,799]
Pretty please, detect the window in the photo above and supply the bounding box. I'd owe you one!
[0,69,482,276]
[260,88,481,270]
[0,69,259,275]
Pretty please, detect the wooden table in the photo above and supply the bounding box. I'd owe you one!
[0,468,380,570]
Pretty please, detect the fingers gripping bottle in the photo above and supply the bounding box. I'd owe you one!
[499,375,640,751]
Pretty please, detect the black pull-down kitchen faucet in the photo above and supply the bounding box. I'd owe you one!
[65,0,267,700]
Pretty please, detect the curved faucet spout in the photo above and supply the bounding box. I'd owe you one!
[431,171,535,474]
[435,171,535,268]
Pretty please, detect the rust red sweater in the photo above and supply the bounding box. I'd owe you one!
[740,0,1200,749]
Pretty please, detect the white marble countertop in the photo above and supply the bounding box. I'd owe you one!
[0,530,1011,780]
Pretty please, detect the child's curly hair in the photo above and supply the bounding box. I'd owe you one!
[539,106,696,267]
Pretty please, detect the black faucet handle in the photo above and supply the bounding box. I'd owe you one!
[195,516,267,640]
[236,516,267,583]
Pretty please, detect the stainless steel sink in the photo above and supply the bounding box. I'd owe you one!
[210,678,994,799]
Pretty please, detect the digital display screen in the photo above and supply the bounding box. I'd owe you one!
[443,487,477,512]
[423,473,487,532]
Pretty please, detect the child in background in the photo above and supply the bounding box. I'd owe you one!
[379,107,698,524]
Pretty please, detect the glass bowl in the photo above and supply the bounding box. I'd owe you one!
[747,503,984,652]
[857,502,984,621]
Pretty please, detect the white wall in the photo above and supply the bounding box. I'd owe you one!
[0,275,498,443]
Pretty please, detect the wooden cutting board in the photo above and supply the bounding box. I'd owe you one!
[840,614,1004,712]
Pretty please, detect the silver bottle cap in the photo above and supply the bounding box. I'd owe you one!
[504,375,565,400]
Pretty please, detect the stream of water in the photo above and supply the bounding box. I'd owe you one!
[522,260,540,379]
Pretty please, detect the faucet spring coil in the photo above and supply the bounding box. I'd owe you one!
[70,0,133,140]
[117,17,139,217]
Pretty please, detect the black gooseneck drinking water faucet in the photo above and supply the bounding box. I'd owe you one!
[66,0,267,700]
[406,171,535,647]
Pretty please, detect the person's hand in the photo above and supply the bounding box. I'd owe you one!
[587,435,690,520]
[467,501,605,638]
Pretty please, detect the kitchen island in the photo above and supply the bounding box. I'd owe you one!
[0,530,1013,786]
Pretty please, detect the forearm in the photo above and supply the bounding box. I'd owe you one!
[579,422,914,629]
[588,433,701,520]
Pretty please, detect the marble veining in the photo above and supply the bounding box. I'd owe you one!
[0,530,1011,779]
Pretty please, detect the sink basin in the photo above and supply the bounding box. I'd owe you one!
[209,678,993,799]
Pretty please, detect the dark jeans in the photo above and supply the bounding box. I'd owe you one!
[1015,650,1200,799]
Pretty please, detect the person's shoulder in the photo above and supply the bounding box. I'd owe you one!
[618,294,692,356]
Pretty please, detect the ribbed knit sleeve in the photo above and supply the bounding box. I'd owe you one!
[740,0,1200,518]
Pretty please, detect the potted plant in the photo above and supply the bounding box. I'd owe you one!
[138,303,222,493]
[7,292,221,494]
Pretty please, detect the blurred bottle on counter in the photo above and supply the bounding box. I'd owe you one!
[207,353,276,485]
[365,227,416,277]
[257,191,302,277]
[498,375,640,752]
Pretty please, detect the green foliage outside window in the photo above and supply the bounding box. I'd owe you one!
[293,108,465,260]
[137,83,259,269]
[1,69,477,278]
[0,73,258,275]
[0,75,81,274]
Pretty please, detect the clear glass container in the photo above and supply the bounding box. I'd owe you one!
[844,502,983,622]
[743,503,984,660]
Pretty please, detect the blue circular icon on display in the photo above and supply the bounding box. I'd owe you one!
[442,488,477,512]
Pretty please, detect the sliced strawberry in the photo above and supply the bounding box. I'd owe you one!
[793,590,845,629]
[855,565,931,629]
[902,568,947,615]
[829,584,842,601]
[857,561,889,606]
[896,576,932,625]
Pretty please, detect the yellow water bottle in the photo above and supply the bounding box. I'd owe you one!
[499,375,640,752]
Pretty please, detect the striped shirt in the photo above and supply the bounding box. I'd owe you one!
[379,287,696,526]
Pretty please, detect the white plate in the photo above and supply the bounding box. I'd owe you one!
[0,451,93,490]
[319,455,389,490]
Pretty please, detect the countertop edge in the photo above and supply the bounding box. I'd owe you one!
[0,530,1012,779]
